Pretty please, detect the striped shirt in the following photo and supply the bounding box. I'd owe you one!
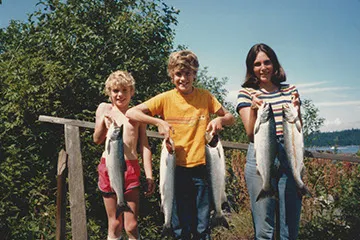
[236,84,300,136]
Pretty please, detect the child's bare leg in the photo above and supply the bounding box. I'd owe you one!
[103,194,124,239]
[124,188,140,239]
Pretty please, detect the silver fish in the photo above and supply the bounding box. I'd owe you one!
[282,103,311,197]
[254,102,277,202]
[159,138,176,237]
[105,123,132,218]
[205,133,229,229]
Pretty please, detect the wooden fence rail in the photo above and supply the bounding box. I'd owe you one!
[37,115,360,239]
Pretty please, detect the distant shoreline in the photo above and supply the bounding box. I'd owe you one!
[306,145,359,155]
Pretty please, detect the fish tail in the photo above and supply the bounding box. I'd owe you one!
[161,224,174,237]
[115,202,133,218]
[297,185,312,198]
[256,188,276,202]
[210,214,230,229]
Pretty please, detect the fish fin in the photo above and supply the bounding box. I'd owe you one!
[297,186,312,198]
[295,119,302,132]
[254,121,261,135]
[210,214,230,229]
[115,202,133,218]
[256,188,276,202]
[161,224,174,237]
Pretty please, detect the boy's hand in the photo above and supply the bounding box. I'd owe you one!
[157,120,172,140]
[144,178,155,197]
[103,114,114,129]
[206,118,223,136]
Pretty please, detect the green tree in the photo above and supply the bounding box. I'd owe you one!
[0,0,178,238]
[301,99,325,146]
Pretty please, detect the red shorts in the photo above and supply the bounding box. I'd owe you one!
[97,157,141,195]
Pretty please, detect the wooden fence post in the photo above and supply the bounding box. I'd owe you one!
[64,124,88,240]
[56,149,67,240]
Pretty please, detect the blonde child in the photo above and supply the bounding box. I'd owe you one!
[93,70,155,240]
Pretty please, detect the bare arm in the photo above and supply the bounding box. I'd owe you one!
[138,123,155,196]
[238,106,257,142]
[93,103,112,145]
[206,106,235,135]
[126,103,172,140]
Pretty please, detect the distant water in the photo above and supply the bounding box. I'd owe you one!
[306,145,360,154]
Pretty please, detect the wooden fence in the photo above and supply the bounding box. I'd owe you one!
[38,115,360,240]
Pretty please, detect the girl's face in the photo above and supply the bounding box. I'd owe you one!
[172,69,196,94]
[110,85,133,110]
[253,51,274,84]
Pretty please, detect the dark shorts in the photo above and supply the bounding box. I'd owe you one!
[97,157,141,195]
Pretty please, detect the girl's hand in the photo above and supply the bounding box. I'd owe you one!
[251,92,263,110]
[291,92,300,110]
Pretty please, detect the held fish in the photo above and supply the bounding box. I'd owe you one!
[105,123,132,218]
[282,103,311,197]
[254,102,277,202]
[205,133,229,229]
[159,138,176,237]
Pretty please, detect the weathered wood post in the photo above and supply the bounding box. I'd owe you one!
[56,149,67,240]
[64,124,88,240]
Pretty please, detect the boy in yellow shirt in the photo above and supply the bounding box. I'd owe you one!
[126,50,234,239]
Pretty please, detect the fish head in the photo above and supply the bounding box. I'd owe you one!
[282,103,298,123]
[164,138,175,154]
[257,102,274,123]
[205,132,219,147]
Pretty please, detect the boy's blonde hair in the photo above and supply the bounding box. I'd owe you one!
[167,50,199,78]
[104,70,135,96]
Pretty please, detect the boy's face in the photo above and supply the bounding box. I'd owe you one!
[172,69,196,94]
[110,85,134,110]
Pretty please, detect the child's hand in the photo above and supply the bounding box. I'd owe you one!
[144,178,155,197]
[206,118,223,136]
[157,120,173,140]
[103,114,114,129]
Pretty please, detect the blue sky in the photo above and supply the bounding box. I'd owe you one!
[1,0,360,132]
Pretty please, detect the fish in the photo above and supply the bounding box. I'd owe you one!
[159,138,176,237]
[254,102,277,202]
[105,123,132,218]
[282,103,311,197]
[205,133,229,229]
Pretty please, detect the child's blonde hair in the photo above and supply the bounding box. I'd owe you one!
[167,50,199,78]
[104,70,135,96]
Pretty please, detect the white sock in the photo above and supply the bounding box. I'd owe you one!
[107,236,121,240]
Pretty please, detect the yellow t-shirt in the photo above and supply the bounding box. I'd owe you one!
[144,88,222,167]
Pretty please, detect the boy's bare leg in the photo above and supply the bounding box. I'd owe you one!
[103,195,124,239]
[124,187,140,239]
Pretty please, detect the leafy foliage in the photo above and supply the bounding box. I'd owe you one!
[0,0,178,238]
[301,99,325,146]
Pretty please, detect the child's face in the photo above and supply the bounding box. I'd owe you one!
[110,84,133,110]
[172,69,196,94]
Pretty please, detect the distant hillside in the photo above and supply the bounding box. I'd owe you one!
[306,128,360,147]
